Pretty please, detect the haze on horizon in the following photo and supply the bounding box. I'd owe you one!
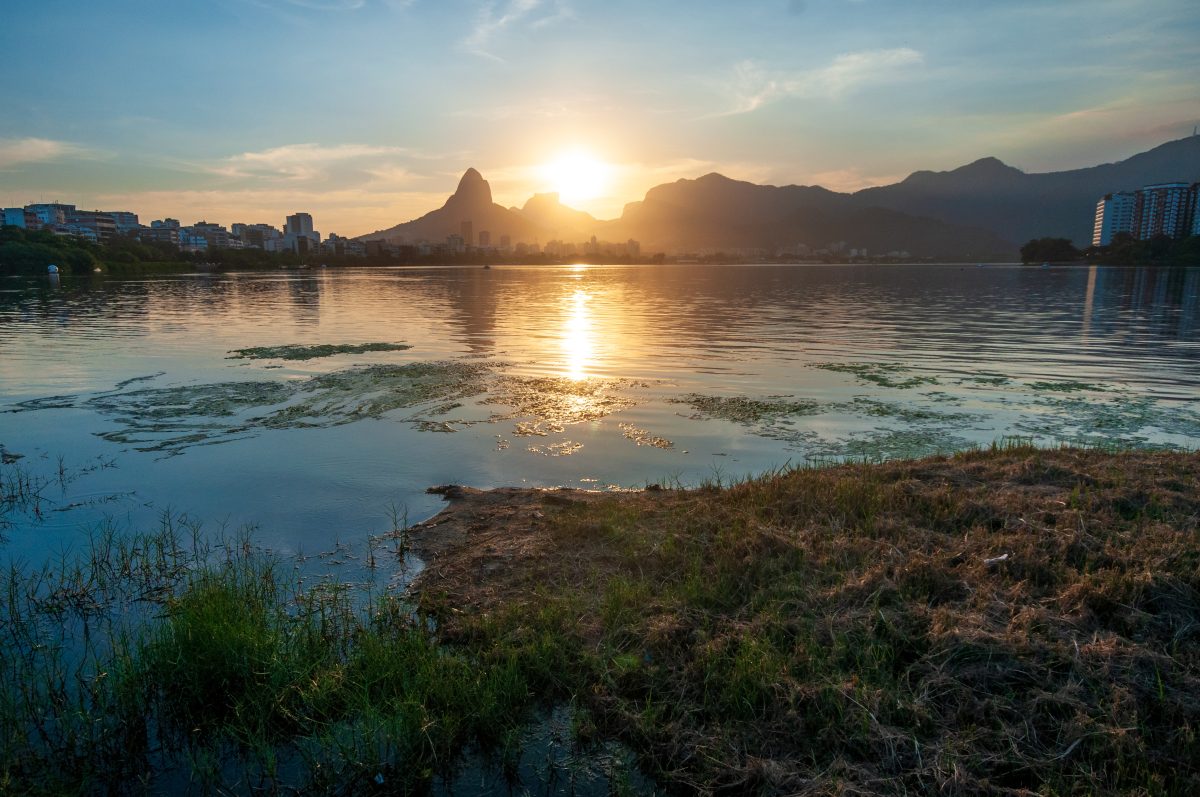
[1,0,1197,236]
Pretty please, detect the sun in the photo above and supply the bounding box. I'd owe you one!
[540,150,611,205]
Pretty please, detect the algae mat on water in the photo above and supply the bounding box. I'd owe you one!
[226,342,413,361]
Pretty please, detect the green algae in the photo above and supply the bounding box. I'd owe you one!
[1025,380,1109,393]
[256,362,491,430]
[226,342,412,361]
[810,428,973,462]
[486,376,642,429]
[669,394,821,424]
[814,362,940,389]
[1012,392,1200,447]
[617,422,673,450]
[846,397,973,424]
[958,374,1011,387]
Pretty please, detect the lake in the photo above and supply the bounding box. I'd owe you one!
[1,263,1198,564]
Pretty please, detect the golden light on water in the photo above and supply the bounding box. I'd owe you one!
[561,287,594,380]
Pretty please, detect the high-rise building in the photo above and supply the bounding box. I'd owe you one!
[1134,183,1193,240]
[285,212,314,235]
[1092,192,1137,246]
[282,212,320,253]
[460,220,474,247]
[478,230,491,247]
[1092,183,1200,245]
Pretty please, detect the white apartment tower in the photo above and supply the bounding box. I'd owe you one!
[1092,192,1136,246]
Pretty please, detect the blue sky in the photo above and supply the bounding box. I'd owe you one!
[1,0,1197,234]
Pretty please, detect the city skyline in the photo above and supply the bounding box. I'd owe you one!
[2,1,1198,235]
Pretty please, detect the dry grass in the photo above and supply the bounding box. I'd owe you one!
[414,446,1200,795]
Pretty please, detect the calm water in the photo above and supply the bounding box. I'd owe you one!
[1,263,1198,563]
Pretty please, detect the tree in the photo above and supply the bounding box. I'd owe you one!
[1020,237,1080,264]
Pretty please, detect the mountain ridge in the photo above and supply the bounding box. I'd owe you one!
[358,135,1200,255]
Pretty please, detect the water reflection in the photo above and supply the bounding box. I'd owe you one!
[562,288,594,380]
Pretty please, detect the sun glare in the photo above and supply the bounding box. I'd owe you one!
[541,150,611,205]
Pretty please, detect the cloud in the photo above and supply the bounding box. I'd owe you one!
[461,0,571,60]
[210,142,412,181]
[720,48,925,115]
[0,137,92,168]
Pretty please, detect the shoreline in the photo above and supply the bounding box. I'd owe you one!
[3,444,1198,794]
[402,445,1200,794]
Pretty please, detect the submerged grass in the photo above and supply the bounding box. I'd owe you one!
[0,515,532,794]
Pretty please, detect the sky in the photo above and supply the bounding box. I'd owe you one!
[1,0,1198,236]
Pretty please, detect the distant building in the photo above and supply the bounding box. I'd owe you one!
[1134,183,1193,240]
[499,234,511,250]
[187,221,231,249]
[138,226,180,246]
[322,233,366,257]
[3,208,36,228]
[478,230,491,248]
[151,218,181,230]
[1093,182,1199,245]
[1093,192,1137,246]
[282,212,319,253]
[27,203,74,227]
[460,220,474,247]
[109,211,140,234]
[232,223,281,249]
[66,210,117,242]
[446,233,465,253]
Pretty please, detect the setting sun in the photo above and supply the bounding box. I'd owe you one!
[540,150,612,205]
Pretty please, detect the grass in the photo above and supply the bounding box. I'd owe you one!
[419,444,1200,795]
[1,445,1198,794]
[0,515,533,794]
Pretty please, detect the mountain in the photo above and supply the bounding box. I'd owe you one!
[850,136,1200,245]
[358,169,598,245]
[599,172,1014,259]
[514,192,597,240]
[358,136,1200,255]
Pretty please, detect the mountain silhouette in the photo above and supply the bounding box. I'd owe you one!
[359,136,1200,255]
[598,172,1011,258]
[359,169,594,244]
[850,136,1200,245]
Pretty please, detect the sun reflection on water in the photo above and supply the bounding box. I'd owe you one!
[562,288,594,380]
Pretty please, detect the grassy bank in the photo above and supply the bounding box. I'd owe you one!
[2,446,1198,794]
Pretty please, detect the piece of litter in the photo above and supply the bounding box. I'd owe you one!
[375,773,385,785]
[984,553,1010,566]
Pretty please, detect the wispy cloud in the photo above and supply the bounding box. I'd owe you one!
[210,142,411,180]
[461,0,571,60]
[719,48,925,115]
[0,137,93,169]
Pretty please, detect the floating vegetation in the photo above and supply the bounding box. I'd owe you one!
[527,440,584,457]
[617,422,673,449]
[1013,392,1200,446]
[257,362,491,431]
[513,420,564,437]
[810,428,973,462]
[226,342,413,361]
[1026,380,1109,393]
[814,362,940,389]
[487,376,642,429]
[846,397,974,424]
[669,394,821,424]
[958,374,1011,387]
[113,371,166,389]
